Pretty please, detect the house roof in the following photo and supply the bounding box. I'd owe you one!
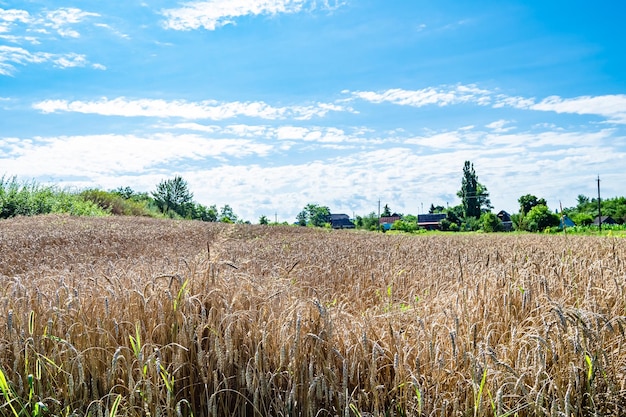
[418,213,446,223]
[592,215,616,225]
[379,215,401,224]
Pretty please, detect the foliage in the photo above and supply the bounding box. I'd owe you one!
[518,194,547,215]
[80,189,156,217]
[429,204,445,214]
[381,204,392,217]
[457,161,492,219]
[391,219,418,233]
[480,212,503,232]
[564,195,626,225]
[259,215,269,225]
[355,212,379,231]
[218,204,238,223]
[0,176,108,218]
[152,176,194,218]
[296,203,331,227]
[525,204,560,232]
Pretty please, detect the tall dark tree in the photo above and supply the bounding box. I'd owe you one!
[382,204,392,217]
[152,176,193,217]
[457,161,491,219]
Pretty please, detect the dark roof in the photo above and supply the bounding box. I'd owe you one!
[330,213,355,229]
[497,210,511,222]
[592,215,616,225]
[418,213,446,223]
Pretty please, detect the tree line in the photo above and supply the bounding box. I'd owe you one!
[0,175,243,223]
[2,165,625,232]
[296,161,626,233]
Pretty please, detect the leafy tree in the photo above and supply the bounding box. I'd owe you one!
[259,215,269,225]
[392,219,418,233]
[480,212,503,232]
[429,204,445,214]
[355,212,379,231]
[381,204,392,217]
[296,204,331,227]
[445,204,464,226]
[518,194,547,215]
[190,203,217,222]
[296,210,307,226]
[152,176,193,217]
[525,205,560,232]
[219,204,238,223]
[457,161,492,219]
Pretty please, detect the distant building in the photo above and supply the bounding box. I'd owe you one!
[497,210,513,231]
[379,214,401,230]
[330,213,355,229]
[560,215,576,228]
[417,213,447,230]
[592,215,616,226]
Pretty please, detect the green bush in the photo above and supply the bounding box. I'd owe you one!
[80,189,156,217]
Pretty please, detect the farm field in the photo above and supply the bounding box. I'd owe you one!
[1,215,625,416]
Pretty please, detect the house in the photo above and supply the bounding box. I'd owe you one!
[592,215,616,226]
[560,215,576,228]
[330,213,355,229]
[379,214,401,230]
[497,210,513,231]
[417,213,447,230]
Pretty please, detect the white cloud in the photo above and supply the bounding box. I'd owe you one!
[32,97,348,120]
[0,45,91,75]
[352,84,626,125]
[42,8,99,38]
[529,95,626,124]
[0,133,274,178]
[351,84,493,107]
[161,0,342,31]
[485,119,515,133]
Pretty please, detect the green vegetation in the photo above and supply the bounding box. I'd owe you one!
[0,175,238,223]
[4,162,626,235]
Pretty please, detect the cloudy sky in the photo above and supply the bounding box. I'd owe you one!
[1,1,625,222]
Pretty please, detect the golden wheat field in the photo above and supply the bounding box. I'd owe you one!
[0,215,625,417]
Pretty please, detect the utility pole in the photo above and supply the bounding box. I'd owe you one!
[275,212,278,224]
[597,175,602,233]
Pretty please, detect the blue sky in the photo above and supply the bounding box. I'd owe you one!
[1,1,625,222]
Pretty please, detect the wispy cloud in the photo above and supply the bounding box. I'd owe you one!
[0,45,90,75]
[350,84,493,107]
[40,8,100,38]
[161,0,343,31]
[350,84,626,125]
[0,7,99,40]
[529,95,626,124]
[33,97,349,120]
[0,133,274,177]
[485,119,515,133]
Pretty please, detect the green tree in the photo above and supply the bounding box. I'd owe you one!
[296,204,331,227]
[381,204,392,217]
[355,212,379,231]
[429,204,445,214]
[518,194,547,215]
[480,212,503,232]
[526,205,560,232]
[152,176,193,217]
[457,161,492,219]
[259,215,269,225]
[219,204,238,223]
